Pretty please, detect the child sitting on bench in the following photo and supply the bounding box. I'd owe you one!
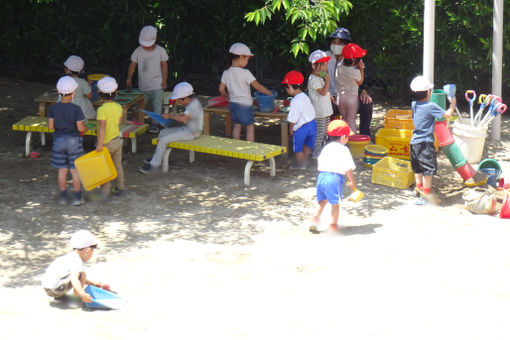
[139,82,203,174]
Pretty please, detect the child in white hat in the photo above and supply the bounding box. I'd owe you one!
[95,76,125,199]
[48,76,88,206]
[127,25,169,134]
[63,55,96,120]
[219,42,273,142]
[42,230,109,305]
[308,50,334,159]
[139,82,203,174]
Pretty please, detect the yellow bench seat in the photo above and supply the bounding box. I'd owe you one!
[152,135,287,185]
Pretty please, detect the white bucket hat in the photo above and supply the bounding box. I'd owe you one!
[97,76,118,94]
[229,42,254,56]
[139,25,157,47]
[308,49,331,64]
[410,75,434,92]
[70,230,98,249]
[64,55,84,73]
[171,82,194,99]
[56,75,79,95]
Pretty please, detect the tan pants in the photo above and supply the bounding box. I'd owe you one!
[102,137,125,195]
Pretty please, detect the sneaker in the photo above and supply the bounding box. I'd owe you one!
[71,197,85,206]
[309,217,319,233]
[414,186,424,197]
[329,223,341,232]
[58,192,68,206]
[148,124,160,134]
[290,162,307,170]
[113,188,127,197]
[143,157,152,165]
[139,163,159,175]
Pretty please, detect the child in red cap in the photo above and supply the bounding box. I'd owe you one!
[282,70,316,169]
[310,119,356,232]
[335,43,366,134]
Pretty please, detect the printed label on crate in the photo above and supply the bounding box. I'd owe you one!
[387,142,410,157]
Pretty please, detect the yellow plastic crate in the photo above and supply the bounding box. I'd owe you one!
[75,149,117,191]
[384,109,414,130]
[375,128,412,160]
[371,157,415,189]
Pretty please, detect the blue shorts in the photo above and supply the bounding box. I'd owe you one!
[293,120,316,153]
[51,135,84,169]
[229,102,254,126]
[316,172,345,204]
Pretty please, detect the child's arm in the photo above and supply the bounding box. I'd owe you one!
[162,112,189,123]
[218,82,229,101]
[126,61,137,89]
[250,80,273,96]
[161,60,168,90]
[96,120,106,152]
[85,277,110,291]
[315,74,330,96]
[355,60,365,86]
[70,272,92,303]
[345,169,356,190]
[443,97,457,120]
[77,120,88,135]
[48,118,54,131]
[289,122,295,135]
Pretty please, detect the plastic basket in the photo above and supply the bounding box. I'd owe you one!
[371,157,415,189]
[384,109,414,130]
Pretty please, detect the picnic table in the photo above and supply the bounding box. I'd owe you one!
[202,102,289,150]
[35,90,145,122]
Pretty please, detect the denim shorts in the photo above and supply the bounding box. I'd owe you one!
[229,102,254,126]
[316,171,345,205]
[293,120,316,153]
[410,142,437,176]
[51,135,84,169]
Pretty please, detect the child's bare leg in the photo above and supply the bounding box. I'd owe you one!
[246,124,255,142]
[232,124,242,140]
[415,173,423,189]
[70,169,81,192]
[302,145,311,161]
[295,151,305,163]
[73,272,87,296]
[331,203,340,226]
[313,199,328,222]
[58,168,69,191]
[423,175,432,193]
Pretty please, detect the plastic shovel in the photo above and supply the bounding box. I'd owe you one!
[464,90,476,126]
[480,103,507,128]
[443,84,465,123]
[478,97,502,127]
[473,94,490,125]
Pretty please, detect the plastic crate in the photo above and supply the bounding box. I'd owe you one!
[375,128,412,160]
[371,157,415,189]
[384,109,414,130]
[75,149,117,191]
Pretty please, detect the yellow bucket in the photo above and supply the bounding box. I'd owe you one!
[75,148,117,191]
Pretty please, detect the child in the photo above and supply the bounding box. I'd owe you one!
[308,50,333,159]
[139,82,203,174]
[335,43,366,133]
[310,120,356,232]
[219,42,273,142]
[410,75,456,203]
[63,55,95,120]
[95,76,125,199]
[42,230,109,304]
[48,75,88,206]
[127,25,169,133]
[282,70,316,169]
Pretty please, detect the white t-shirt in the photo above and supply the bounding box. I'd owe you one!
[317,141,356,174]
[287,92,316,131]
[184,98,204,135]
[307,74,333,119]
[220,67,256,106]
[73,77,95,119]
[335,62,361,96]
[41,252,84,289]
[130,45,169,91]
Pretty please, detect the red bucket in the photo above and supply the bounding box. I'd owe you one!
[456,162,476,181]
[500,191,510,219]
[435,120,455,147]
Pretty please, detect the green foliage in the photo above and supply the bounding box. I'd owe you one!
[245,0,352,57]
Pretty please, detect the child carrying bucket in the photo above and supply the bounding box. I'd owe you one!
[62,55,96,120]
[219,42,272,142]
[307,50,334,159]
[42,230,109,306]
[310,120,356,232]
[410,76,456,204]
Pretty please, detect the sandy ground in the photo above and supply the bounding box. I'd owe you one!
[1,76,510,339]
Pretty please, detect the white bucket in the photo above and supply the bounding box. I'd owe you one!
[451,121,487,164]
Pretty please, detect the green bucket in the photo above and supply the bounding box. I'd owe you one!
[430,89,446,110]
[442,142,467,169]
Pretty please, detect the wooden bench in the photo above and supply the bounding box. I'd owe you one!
[12,116,149,156]
[151,135,287,185]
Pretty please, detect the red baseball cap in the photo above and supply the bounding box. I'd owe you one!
[342,43,367,59]
[327,119,354,136]
[282,70,304,85]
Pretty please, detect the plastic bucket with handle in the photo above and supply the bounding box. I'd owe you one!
[255,91,277,112]
[451,120,487,164]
